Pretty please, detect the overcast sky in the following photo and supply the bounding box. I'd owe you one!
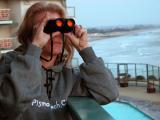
[66,0,160,27]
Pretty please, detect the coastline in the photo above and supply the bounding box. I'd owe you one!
[88,27,160,41]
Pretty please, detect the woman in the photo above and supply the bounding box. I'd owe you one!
[0,2,118,120]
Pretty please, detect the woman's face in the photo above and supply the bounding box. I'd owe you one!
[34,11,63,56]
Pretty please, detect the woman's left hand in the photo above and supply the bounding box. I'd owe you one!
[64,25,89,52]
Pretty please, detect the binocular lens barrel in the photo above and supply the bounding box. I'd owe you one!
[56,20,63,27]
[43,18,75,34]
[67,20,74,27]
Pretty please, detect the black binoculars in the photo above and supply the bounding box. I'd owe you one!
[43,18,75,34]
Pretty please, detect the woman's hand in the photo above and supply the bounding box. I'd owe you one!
[32,14,50,48]
[64,25,89,52]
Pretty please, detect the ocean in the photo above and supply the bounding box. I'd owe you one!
[73,28,160,67]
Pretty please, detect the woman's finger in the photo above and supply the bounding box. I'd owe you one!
[81,29,88,39]
[39,15,49,33]
[65,33,79,46]
[74,25,82,37]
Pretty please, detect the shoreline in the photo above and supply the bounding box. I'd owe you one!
[88,27,160,41]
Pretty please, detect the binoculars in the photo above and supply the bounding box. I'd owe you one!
[43,18,75,34]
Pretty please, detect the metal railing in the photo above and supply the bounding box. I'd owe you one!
[71,58,160,92]
[106,63,160,92]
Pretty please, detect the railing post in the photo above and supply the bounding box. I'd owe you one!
[135,64,137,86]
[146,64,149,87]
[158,67,160,92]
[117,64,120,85]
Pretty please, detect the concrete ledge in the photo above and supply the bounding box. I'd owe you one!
[68,97,115,120]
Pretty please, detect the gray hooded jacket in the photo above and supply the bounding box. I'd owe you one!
[0,43,119,120]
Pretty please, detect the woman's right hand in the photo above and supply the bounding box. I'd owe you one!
[32,14,50,48]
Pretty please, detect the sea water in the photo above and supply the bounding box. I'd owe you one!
[74,28,160,66]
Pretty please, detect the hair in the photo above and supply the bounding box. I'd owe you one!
[17,2,74,63]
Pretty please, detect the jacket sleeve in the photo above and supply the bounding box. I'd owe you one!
[0,44,42,118]
[70,47,119,104]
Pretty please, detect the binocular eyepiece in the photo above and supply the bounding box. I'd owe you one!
[43,18,75,34]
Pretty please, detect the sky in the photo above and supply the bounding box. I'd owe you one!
[66,0,160,28]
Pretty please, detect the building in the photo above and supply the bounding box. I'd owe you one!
[0,0,67,53]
